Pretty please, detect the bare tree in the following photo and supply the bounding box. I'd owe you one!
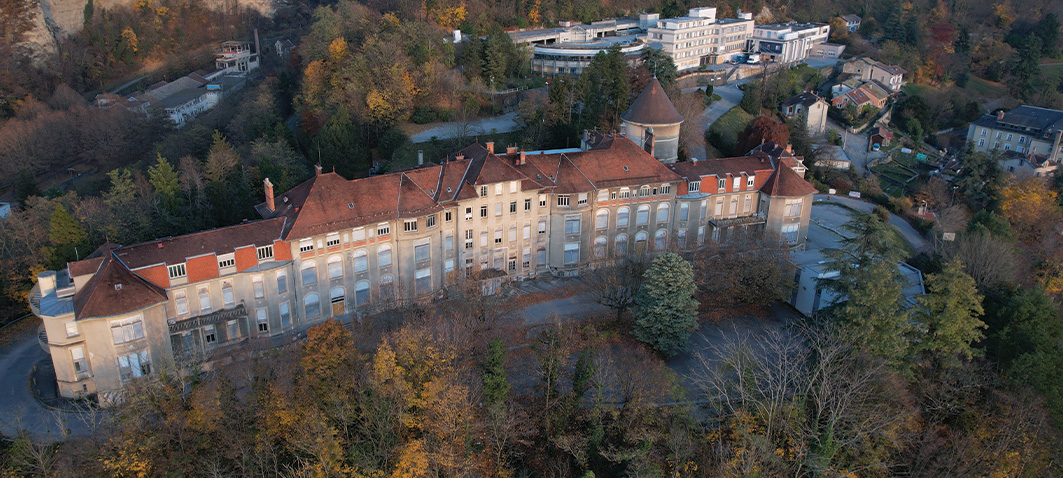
[582,257,647,322]
[945,231,1018,289]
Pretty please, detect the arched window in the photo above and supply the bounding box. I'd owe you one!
[635,231,648,255]
[378,244,392,267]
[355,281,370,306]
[616,207,630,227]
[593,236,608,258]
[330,287,345,316]
[276,269,287,294]
[636,205,650,225]
[327,255,343,280]
[304,293,320,318]
[379,275,394,301]
[615,234,628,256]
[595,209,609,229]
[353,249,368,272]
[300,261,317,286]
[657,203,669,222]
[655,229,668,250]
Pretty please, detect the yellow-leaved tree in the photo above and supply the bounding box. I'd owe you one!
[999,178,1061,243]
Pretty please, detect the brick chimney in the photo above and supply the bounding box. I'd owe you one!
[785,143,793,154]
[314,163,322,176]
[264,178,275,212]
[519,151,526,165]
[486,141,495,154]
[996,110,1005,121]
[506,145,519,154]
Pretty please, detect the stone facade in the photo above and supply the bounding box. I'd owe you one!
[31,136,815,402]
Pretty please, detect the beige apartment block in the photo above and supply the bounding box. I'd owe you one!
[31,84,817,403]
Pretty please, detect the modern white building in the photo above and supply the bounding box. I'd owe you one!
[215,41,260,74]
[529,36,647,75]
[646,7,755,71]
[745,22,830,64]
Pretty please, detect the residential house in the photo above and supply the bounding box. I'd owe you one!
[840,14,861,32]
[841,57,906,92]
[999,150,1059,178]
[782,92,829,135]
[966,106,1063,165]
[831,81,889,110]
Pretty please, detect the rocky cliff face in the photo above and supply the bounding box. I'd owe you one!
[21,0,277,60]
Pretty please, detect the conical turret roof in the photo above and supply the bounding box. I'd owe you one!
[621,78,683,126]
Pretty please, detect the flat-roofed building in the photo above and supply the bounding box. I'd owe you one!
[646,7,755,71]
[745,22,830,64]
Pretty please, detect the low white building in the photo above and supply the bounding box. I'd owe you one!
[789,249,924,316]
[745,22,830,64]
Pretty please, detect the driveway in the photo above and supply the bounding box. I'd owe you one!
[667,303,800,393]
[681,81,746,160]
[824,119,884,175]
[812,195,931,252]
[409,112,522,143]
[0,323,89,442]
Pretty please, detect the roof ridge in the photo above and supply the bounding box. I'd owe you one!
[561,152,597,189]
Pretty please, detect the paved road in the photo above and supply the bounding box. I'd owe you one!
[824,118,885,175]
[681,81,746,160]
[813,194,931,252]
[409,112,522,143]
[0,324,88,442]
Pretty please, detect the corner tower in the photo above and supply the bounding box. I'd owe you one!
[621,78,683,163]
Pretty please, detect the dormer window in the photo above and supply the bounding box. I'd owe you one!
[733,177,741,189]
[689,181,701,192]
[256,245,274,260]
[218,253,235,269]
[718,178,726,191]
[746,176,755,188]
[167,263,187,279]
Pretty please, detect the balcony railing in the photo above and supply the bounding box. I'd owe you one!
[168,304,247,334]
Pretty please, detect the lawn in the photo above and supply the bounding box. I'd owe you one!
[1042,63,1063,78]
[706,107,754,156]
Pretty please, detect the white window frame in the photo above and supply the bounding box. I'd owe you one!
[167,263,187,279]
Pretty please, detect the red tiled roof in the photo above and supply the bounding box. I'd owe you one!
[668,155,775,183]
[68,241,120,278]
[264,136,681,239]
[621,78,683,125]
[114,217,286,270]
[73,253,168,320]
[761,164,817,197]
